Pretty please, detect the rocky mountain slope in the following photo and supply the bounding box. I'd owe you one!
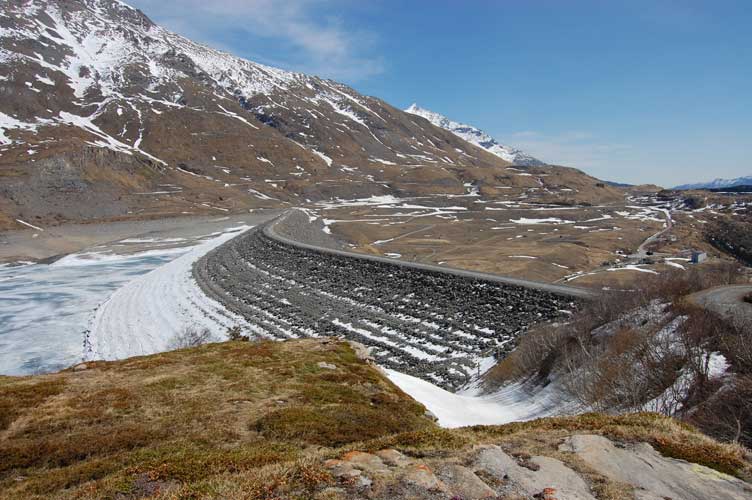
[0,0,617,232]
[405,103,545,166]
[674,176,752,190]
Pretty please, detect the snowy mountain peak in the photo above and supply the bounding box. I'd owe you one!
[1,0,301,106]
[405,104,545,167]
[405,104,451,129]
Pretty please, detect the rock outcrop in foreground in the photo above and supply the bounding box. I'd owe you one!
[324,437,751,499]
[1,338,750,499]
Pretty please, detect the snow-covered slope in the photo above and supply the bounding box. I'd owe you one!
[86,225,251,361]
[0,0,354,143]
[405,104,545,166]
[0,0,620,231]
[0,0,524,227]
[673,176,752,190]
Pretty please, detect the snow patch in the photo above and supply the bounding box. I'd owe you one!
[386,369,575,428]
[510,217,575,225]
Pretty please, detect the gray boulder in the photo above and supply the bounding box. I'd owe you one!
[559,434,752,500]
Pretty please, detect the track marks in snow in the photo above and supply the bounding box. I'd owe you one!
[86,226,251,360]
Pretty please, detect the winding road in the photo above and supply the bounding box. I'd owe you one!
[632,207,674,259]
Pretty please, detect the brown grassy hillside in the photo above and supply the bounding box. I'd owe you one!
[0,339,431,499]
[1,338,750,499]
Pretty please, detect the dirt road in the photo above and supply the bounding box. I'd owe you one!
[690,284,752,325]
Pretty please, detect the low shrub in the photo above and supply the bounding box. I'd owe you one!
[483,264,752,450]
[166,326,216,350]
[687,375,752,449]
[227,325,249,341]
[254,399,427,447]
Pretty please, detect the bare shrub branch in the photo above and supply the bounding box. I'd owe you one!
[227,325,250,342]
[483,261,749,446]
[167,326,216,350]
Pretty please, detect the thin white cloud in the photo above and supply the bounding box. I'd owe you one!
[505,130,632,173]
[129,0,383,81]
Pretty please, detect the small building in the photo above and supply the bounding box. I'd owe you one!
[691,251,708,264]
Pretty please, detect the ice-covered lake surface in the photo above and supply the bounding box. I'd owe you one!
[0,249,188,375]
[0,216,267,376]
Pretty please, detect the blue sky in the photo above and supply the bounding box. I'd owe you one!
[129,0,751,187]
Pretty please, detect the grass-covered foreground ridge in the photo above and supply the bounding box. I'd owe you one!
[1,339,751,499]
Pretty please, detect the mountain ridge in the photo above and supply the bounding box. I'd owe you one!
[404,103,545,167]
[673,176,752,190]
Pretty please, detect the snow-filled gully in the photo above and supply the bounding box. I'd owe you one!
[385,369,577,428]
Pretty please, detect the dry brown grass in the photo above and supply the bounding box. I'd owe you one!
[323,202,660,285]
[469,412,752,480]
[0,378,67,431]
[2,338,750,499]
[0,339,433,499]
